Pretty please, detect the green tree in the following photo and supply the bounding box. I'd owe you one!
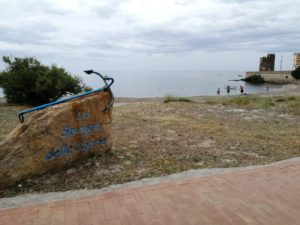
[291,66,300,80]
[0,56,91,105]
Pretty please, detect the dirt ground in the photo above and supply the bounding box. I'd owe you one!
[0,88,300,197]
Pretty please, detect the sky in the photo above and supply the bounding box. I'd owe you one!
[0,0,299,78]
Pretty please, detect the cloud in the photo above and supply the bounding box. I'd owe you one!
[0,0,299,71]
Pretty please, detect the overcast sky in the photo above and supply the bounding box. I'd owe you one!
[0,0,299,76]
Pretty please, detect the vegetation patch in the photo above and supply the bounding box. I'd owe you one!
[0,104,27,140]
[282,100,300,116]
[222,96,255,107]
[163,95,192,103]
[220,96,268,108]
[205,97,219,105]
[273,96,297,103]
[0,56,91,105]
[291,66,300,80]
[0,94,299,197]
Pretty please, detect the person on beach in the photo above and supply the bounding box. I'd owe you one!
[240,85,244,95]
[217,88,220,96]
[226,86,230,95]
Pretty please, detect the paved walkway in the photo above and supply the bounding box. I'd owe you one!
[1,159,300,225]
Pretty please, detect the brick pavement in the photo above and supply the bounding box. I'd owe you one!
[1,159,300,225]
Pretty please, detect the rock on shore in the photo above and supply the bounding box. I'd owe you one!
[0,91,113,188]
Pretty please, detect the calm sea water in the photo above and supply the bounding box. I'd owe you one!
[0,71,292,98]
[98,70,290,97]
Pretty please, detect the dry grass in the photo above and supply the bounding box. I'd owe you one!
[276,96,300,116]
[0,104,26,141]
[163,95,192,103]
[208,95,300,115]
[220,95,276,108]
[0,95,300,197]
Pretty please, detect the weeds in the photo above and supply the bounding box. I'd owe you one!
[205,95,280,109]
[275,96,296,102]
[273,96,300,116]
[262,98,275,108]
[163,95,192,103]
[0,95,299,197]
[283,101,300,116]
[0,104,23,141]
[205,97,218,105]
[222,96,257,107]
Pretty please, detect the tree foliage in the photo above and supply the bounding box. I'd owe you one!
[0,56,91,105]
[291,66,300,80]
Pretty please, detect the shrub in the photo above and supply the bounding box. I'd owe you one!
[222,96,253,106]
[291,66,300,79]
[262,98,275,108]
[163,95,192,103]
[0,56,91,105]
[275,96,296,102]
[205,97,218,105]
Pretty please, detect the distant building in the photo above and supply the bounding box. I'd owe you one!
[293,53,300,69]
[259,54,275,71]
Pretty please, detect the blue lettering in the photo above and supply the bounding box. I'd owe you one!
[76,138,107,152]
[61,123,102,137]
[45,145,72,161]
[77,111,90,121]
[82,112,90,120]
[45,139,107,161]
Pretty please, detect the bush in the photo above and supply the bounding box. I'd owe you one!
[274,96,296,102]
[205,97,218,105]
[291,66,300,79]
[222,96,254,106]
[163,95,192,103]
[0,56,91,105]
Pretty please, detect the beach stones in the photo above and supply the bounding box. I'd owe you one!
[0,91,113,188]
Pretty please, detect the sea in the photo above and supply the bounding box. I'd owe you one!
[95,70,291,97]
[0,71,293,98]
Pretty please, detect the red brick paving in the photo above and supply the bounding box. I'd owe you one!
[1,160,300,225]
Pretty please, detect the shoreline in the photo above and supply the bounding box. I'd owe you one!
[115,83,300,104]
[1,83,299,106]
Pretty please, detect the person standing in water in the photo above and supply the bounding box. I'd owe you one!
[240,85,244,95]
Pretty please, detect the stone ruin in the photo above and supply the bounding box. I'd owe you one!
[259,53,275,71]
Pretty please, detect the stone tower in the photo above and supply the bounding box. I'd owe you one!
[259,54,275,71]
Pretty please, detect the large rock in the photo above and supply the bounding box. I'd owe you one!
[0,91,113,188]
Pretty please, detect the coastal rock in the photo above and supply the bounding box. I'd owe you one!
[0,91,113,188]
